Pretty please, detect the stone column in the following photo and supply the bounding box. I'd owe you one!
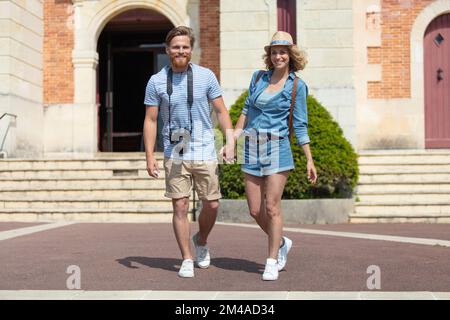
[72,50,99,154]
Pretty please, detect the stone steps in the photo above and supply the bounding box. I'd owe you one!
[357,183,450,193]
[351,150,450,223]
[0,153,185,222]
[0,169,166,179]
[0,199,173,209]
[357,193,450,202]
[0,179,166,190]
[0,189,166,198]
[0,208,177,223]
[358,165,450,174]
[358,173,450,184]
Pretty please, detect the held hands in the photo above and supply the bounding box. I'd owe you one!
[219,141,235,164]
[307,159,317,184]
[146,155,159,178]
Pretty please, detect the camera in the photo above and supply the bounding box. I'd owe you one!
[170,127,192,156]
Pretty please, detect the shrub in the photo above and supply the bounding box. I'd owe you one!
[218,90,359,199]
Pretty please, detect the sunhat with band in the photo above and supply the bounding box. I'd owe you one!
[264,31,294,51]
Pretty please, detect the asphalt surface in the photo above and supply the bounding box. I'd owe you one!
[0,222,449,292]
[0,222,46,232]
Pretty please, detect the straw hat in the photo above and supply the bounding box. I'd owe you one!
[264,31,294,51]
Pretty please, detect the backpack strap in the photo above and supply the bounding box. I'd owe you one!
[288,76,299,144]
[254,70,265,85]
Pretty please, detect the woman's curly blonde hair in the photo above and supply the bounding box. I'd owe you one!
[263,45,308,71]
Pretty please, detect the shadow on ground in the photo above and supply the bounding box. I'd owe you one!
[116,256,264,274]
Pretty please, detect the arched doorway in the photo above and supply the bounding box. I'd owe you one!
[424,13,450,149]
[97,9,173,152]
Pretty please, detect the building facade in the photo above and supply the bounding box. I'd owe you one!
[1,0,449,158]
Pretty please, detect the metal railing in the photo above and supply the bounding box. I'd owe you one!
[0,113,17,158]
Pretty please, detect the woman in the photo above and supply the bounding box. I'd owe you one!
[234,31,317,281]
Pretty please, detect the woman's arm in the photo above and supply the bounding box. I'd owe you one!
[233,114,247,140]
[301,143,317,184]
[292,80,310,146]
[292,80,317,184]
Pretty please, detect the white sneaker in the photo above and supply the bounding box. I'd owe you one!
[192,233,210,269]
[277,236,292,271]
[262,258,279,281]
[178,259,194,278]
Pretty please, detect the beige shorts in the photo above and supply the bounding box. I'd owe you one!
[163,158,222,200]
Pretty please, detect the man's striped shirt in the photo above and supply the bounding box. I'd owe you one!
[144,63,222,160]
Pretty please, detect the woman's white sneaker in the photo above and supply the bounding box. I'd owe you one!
[178,259,194,278]
[277,236,292,271]
[262,258,279,281]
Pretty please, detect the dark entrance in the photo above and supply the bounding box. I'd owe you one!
[97,9,172,152]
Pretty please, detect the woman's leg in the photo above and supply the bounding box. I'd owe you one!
[244,173,268,233]
[264,171,289,259]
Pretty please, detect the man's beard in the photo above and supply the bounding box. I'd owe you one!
[170,53,191,69]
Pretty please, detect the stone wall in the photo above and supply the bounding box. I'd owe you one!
[298,0,356,146]
[0,0,44,157]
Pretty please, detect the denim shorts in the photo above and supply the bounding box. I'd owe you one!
[241,136,294,177]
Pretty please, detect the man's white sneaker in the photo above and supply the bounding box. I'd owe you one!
[192,233,211,269]
[277,236,292,271]
[262,258,279,281]
[178,259,194,278]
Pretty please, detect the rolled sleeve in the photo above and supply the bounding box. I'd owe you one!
[242,70,261,115]
[242,96,251,115]
[144,76,160,106]
[293,80,310,145]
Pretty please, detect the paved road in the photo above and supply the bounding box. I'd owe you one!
[0,221,449,296]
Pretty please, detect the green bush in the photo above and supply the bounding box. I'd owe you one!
[219,90,359,199]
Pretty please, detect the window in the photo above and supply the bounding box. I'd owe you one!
[277,0,297,42]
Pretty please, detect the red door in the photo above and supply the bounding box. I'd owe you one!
[424,14,450,148]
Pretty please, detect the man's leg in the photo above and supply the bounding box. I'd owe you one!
[164,158,193,260]
[196,199,219,245]
[191,161,222,245]
[191,199,217,269]
[172,197,193,260]
[190,161,221,268]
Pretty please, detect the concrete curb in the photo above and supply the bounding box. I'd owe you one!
[0,290,448,300]
[212,199,353,224]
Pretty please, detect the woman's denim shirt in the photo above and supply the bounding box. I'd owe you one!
[242,70,310,145]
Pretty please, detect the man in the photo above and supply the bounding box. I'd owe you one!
[143,26,234,278]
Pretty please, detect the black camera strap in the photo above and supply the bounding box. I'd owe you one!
[167,64,194,132]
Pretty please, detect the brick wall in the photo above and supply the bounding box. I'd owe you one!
[367,46,381,64]
[199,0,220,81]
[44,1,219,102]
[44,0,74,104]
[367,0,434,99]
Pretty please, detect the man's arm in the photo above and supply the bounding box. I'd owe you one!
[211,96,235,162]
[143,105,159,177]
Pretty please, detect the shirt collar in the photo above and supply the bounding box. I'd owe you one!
[265,69,296,80]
